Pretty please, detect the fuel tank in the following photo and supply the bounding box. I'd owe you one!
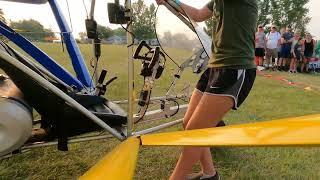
[0,75,32,156]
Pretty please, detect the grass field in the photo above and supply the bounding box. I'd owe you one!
[2,43,320,179]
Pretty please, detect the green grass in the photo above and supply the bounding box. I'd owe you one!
[2,43,320,179]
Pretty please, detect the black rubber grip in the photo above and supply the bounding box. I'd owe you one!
[133,41,153,61]
[98,70,107,84]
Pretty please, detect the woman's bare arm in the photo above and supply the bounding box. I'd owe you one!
[179,3,213,22]
[155,0,213,22]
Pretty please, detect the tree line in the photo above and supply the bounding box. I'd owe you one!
[1,9,56,42]
[205,0,310,35]
[1,0,311,42]
[79,0,156,41]
[257,0,310,33]
[78,26,127,42]
[1,0,157,42]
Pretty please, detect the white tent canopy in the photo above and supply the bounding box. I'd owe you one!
[0,0,47,4]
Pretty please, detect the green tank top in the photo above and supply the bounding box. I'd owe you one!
[206,0,258,69]
[316,41,320,58]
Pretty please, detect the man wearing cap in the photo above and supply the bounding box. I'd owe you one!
[255,25,267,67]
[279,25,294,71]
[266,25,281,70]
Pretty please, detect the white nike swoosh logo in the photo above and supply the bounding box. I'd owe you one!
[210,86,221,89]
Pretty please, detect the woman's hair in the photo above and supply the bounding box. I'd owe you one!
[294,29,301,35]
[305,32,313,41]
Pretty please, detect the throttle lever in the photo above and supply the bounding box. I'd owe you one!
[105,77,118,87]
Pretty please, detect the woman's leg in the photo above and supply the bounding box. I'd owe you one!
[301,58,306,72]
[259,57,264,66]
[278,58,283,70]
[170,95,234,180]
[183,89,216,176]
[254,56,259,66]
[199,148,215,175]
[305,58,309,72]
[183,89,203,129]
[282,58,287,70]
[289,58,294,72]
[265,50,270,68]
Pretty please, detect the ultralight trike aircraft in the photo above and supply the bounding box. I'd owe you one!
[0,0,213,155]
[1,0,320,179]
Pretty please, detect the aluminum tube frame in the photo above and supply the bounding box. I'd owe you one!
[133,119,183,136]
[0,0,47,4]
[88,0,99,84]
[134,104,188,122]
[0,51,125,141]
[125,0,134,137]
[114,95,187,104]
[9,46,73,92]
[89,0,96,19]
[1,134,114,159]
[165,69,182,97]
[49,0,93,88]
[0,21,84,90]
[22,135,114,150]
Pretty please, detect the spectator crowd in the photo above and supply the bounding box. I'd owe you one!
[255,25,320,73]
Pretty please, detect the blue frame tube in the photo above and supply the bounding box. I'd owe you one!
[0,21,85,90]
[49,0,93,88]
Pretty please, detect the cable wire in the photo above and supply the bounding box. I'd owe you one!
[65,0,73,32]
[88,57,99,92]
[82,0,89,19]
[121,21,135,48]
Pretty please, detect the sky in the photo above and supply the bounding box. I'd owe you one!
[0,0,319,39]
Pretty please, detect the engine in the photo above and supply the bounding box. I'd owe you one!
[0,75,32,156]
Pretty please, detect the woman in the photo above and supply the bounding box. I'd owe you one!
[316,40,320,57]
[155,0,258,179]
[302,33,316,72]
[289,30,303,73]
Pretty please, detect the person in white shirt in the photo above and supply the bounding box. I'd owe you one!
[265,25,281,70]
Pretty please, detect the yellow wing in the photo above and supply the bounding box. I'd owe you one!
[141,114,320,147]
[80,137,140,180]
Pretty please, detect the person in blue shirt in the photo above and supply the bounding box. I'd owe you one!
[279,25,294,71]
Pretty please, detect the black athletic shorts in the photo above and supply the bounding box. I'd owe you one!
[280,45,291,58]
[196,68,256,110]
[255,48,265,57]
[304,51,313,58]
